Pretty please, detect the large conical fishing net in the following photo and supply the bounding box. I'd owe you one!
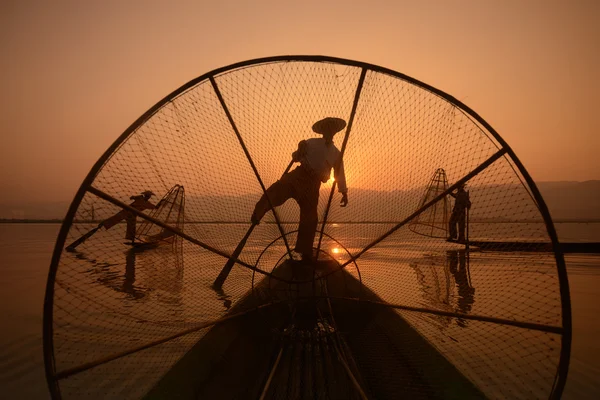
[409,168,451,238]
[44,56,570,399]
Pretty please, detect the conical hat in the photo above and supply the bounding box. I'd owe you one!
[312,117,346,135]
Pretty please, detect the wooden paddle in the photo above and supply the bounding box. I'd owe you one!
[65,224,102,252]
[213,160,294,290]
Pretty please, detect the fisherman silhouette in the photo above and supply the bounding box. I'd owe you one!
[101,190,158,244]
[251,117,349,263]
[66,190,159,251]
[448,183,471,243]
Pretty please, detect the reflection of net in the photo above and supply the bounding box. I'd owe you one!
[409,168,451,238]
[45,57,569,399]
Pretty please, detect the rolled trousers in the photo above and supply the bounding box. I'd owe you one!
[449,210,466,240]
[252,166,321,257]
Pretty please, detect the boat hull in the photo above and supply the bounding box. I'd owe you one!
[144,260,484,399]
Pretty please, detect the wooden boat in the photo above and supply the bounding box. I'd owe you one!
[447,239,600,253]
[145,259,484,399]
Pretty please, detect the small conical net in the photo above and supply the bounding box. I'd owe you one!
[136,184,185,251]
[409,168,451,238]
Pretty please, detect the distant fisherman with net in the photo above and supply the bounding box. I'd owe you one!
[104,191,159,244]
[251,117,349,263]
[66,190,158,251]
[448,183,471,243]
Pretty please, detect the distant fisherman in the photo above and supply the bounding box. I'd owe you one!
[101,191,158,244]
[448,183,471,243]
[66,190,159,251]
[251,117,349,263]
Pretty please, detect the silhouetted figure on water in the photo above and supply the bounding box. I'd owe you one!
[251,117,349,263]
[67,190,159,251]
[102,191,158,244]
[448,183,471,243]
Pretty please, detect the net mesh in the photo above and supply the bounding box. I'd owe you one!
[45,58,569,399]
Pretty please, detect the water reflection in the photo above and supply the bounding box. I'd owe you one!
[76,245,184,307]
[73,251,147,299]
[123,249,144,299]
[133,246,184,306]
[212,287,232,310]
[411,250,475,329]
[447,250,476,327]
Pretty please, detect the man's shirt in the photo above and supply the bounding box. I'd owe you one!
[295,138,347,194]
[130,196,157,211]
[452,190,471,212]
[102,196,156,229]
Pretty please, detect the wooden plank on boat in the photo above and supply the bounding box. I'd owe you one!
[447,239,600,253]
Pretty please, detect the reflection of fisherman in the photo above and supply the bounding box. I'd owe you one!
[448,183,471,242]
[447,250,475,327]
[101,191,157,244]
[123,249,145,299]
[251,117,349,262]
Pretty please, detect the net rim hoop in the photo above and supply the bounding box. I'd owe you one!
[43,55,571,399]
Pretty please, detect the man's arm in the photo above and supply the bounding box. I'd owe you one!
[144,199,158,210]
[292,140,307,162]
[132,198,158,210]
[340,192,348,207]
[335,159,348,207]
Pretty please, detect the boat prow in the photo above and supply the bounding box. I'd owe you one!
[144,259,484,399]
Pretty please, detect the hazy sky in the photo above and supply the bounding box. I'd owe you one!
[1,0,598,203]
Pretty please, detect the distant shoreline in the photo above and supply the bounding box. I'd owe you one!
[2,219,600,224]
[0,219,64,223]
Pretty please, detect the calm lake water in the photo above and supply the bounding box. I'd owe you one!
[0,223,599,399]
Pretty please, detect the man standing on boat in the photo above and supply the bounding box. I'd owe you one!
[66,190,159,251]
[251,117,349,263]
[448,183,471,243]
[101,190,158,244]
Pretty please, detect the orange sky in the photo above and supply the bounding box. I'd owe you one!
[1,0,598,203]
